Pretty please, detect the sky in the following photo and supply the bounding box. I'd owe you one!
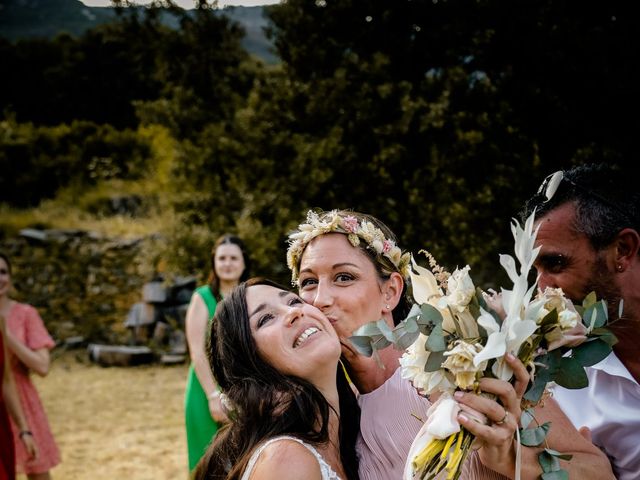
[80,0,279,8]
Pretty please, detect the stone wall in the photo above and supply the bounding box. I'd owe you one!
[1,229,164,344]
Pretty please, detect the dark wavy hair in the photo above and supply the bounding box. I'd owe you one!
[521,163,639,252]
[208,234,251,300]
[194,278,360,480]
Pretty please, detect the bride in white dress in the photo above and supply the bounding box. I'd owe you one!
[193,278,360,480]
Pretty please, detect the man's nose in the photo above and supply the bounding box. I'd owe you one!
[537,271,557,292]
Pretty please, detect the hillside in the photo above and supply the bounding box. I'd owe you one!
[0,0,278,63]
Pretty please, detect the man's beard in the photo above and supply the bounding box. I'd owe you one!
[585,253,623,322]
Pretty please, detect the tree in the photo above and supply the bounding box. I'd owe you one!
[237,0,636,283]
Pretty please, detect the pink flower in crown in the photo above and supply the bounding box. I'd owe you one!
[342,215,359,233]
[382,239,393,253]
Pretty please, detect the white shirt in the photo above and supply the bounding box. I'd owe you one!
[553,352,640,480]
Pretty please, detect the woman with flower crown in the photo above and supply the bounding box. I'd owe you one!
[286,209,614,480]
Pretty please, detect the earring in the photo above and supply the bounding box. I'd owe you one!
[617,264,623,272]
[385,304,390,310]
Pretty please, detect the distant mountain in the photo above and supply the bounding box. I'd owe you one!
[0,0,278,63]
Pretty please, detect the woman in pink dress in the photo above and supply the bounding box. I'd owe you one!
[2,313,37,480]
[0,253,60,480]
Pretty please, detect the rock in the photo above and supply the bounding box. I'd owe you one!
[87,344,155,367]
[159,353,187,365]
[63,336,86,349]
[19,228,47,242]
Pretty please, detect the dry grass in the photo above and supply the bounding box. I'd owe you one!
[27,351,189,480]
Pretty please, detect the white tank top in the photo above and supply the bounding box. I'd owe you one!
[241,435,341,480]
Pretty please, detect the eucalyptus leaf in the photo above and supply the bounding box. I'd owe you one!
[394,330,420,350]
[404,316,419,334]
[583,301,608,329]
[571,339,612,367]
[520,408,535,429]
[372,350,385,369]
[351,321,383,337]
[544,449,573,461]
[372,336,392,351]
[554,357,588,389]
[590,328,618,346]
[538,450,560,472]
[407,303,422,318]
[425,323,446,352]
[539,308,559,329]
[524,373,549,403]
[582,291,597,309]
[349,336,374,356]
[424,350,446,372]
[376,318,395,342]
[419,303,443,327]
[520,422,550,447]
[524,351,560,402]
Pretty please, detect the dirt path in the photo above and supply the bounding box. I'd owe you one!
[29,352,189,480]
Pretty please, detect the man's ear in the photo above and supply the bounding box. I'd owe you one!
[383,272,404,310]
[615,228,640,272]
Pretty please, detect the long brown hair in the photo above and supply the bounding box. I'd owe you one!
[194,278,360,479]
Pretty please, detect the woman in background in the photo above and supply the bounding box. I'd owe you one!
[184,235,251,472]
[0,253,57,480]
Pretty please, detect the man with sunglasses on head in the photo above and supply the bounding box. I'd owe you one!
[521,163,640,480]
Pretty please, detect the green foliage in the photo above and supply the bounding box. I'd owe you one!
[0,117,150,207]
[2,0,637,306]
[520,422,551,447]
[538,449,572,480]
[0,4,254,129]
[259,0,635,283]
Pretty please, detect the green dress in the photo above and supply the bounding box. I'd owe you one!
[184,285,218,472]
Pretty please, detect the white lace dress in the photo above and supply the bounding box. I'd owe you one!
[241,435,341,480]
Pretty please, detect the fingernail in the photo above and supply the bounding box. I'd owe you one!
[506,352,515,361]
[458,413,468,422]
[454,391,463,399]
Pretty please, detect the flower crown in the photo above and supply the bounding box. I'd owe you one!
[286,210,411,284]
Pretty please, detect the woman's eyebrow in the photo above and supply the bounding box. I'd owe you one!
[249,291,290,318]
[299,262,360,274]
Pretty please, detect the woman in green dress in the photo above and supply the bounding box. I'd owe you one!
[184,234,251,472]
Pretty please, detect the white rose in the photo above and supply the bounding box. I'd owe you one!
[443,265,475,313]
[558,309,579,329]
[442,340,487,390]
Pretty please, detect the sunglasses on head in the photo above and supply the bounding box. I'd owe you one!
[536,170,627,217]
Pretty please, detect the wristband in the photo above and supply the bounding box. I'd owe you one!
[19,430,33,439]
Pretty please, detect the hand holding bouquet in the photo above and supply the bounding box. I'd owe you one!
[350,210,617,480]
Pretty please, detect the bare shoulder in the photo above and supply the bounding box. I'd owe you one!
[248,438,323,480]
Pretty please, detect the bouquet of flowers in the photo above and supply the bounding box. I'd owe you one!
[350,206,618,480]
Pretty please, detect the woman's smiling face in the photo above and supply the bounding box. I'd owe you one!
[297,233,389,346]
[246,284,340,382]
